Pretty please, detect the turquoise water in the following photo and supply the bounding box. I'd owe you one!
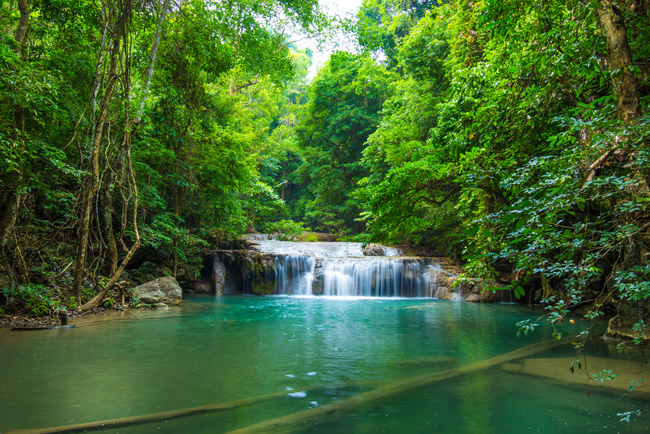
[0,295,647,433]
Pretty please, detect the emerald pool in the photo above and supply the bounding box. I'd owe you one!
[0,295,647,433]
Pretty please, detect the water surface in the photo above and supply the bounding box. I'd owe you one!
[0,296,647,433]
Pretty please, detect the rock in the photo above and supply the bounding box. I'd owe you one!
[435,286,457,300]
[312,269,324,295]
[213,257,226,295]
[132,277,182,305]
[607,299,650,340]
[216,250,277,295]
[362,244,384,256]
[190,278,213,294]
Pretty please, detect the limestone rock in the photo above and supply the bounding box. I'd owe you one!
[435,286,457,300]
[362,244,384,256]
[132,277,182,305]
[213,257,226,295]
[607,299,650,340]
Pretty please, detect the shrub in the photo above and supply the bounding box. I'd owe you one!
[0,284,60,317]
[265,220,307,241]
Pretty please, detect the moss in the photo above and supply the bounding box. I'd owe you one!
[252,280,275,295]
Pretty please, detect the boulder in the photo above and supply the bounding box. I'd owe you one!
[132,277,182,305]
[362,244,384,256]
[435,286,456,300]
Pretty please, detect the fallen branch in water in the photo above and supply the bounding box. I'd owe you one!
[6,339,567,434]
[11,325,77,331]
[4,383,375,434]
[392,356,459,365]
[222,338,570,434]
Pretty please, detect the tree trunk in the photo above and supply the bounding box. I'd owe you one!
[173,182,179,279]
[81,133,141,310]
[136,0,172,123]
[101,179,118,276]
[596,1,642,123]
[0,191,23,248]
[80,0,171,310]
[72,37,121,304]
[0,0,30,250]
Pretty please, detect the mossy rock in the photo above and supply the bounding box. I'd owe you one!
[252,280,275,295]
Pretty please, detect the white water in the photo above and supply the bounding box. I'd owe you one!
[252,241,371,257]
[251,241,446,297]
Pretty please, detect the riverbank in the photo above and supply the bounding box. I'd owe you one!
[0,306,115,330]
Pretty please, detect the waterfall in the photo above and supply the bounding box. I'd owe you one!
[250,241,445,297]
[272,255,315,296]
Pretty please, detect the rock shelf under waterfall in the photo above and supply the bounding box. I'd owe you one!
[205,240,510,302]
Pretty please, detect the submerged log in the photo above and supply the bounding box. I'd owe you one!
[6,339,568,434]
[392,356,459,366]
[4,383,373,434]
[10,325,77,331]
[221,338,571,434]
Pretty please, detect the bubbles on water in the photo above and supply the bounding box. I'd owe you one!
[306,372,317,376]
[287,391,307,398]
[285,374,295,378]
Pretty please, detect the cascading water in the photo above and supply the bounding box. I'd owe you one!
[251,240,446,297]
[272,255,315,296]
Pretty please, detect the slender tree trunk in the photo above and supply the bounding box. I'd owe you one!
[173,181,179,279]
[81,133,141,310]
[137,0,172,124]
[80,0,171,309]
[72,37,121,304]
[14,0,29,47]
[596,1,642,123]
[0,193,23,248]
[0,0,30,249]
[101,179,118,275]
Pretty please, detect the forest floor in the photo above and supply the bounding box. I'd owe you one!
[0,307,112,330]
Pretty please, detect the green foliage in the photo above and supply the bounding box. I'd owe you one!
[266,219,307,240]
[515,319,539,337]
[298,232,319,242]
[0,0,326,314]
[352,0,650,333]
[618,410,643,423]
[0,284,60,318]
[294,52,396,232]
[356,0,439,67]
[592,369,618,383]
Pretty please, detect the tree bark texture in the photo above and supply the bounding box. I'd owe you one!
[80,0,171,309]
[137,0,172,123]
[596,1,642,123]
[101,180,118,276]
[0,0,30,249]
[72,36,121,303]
